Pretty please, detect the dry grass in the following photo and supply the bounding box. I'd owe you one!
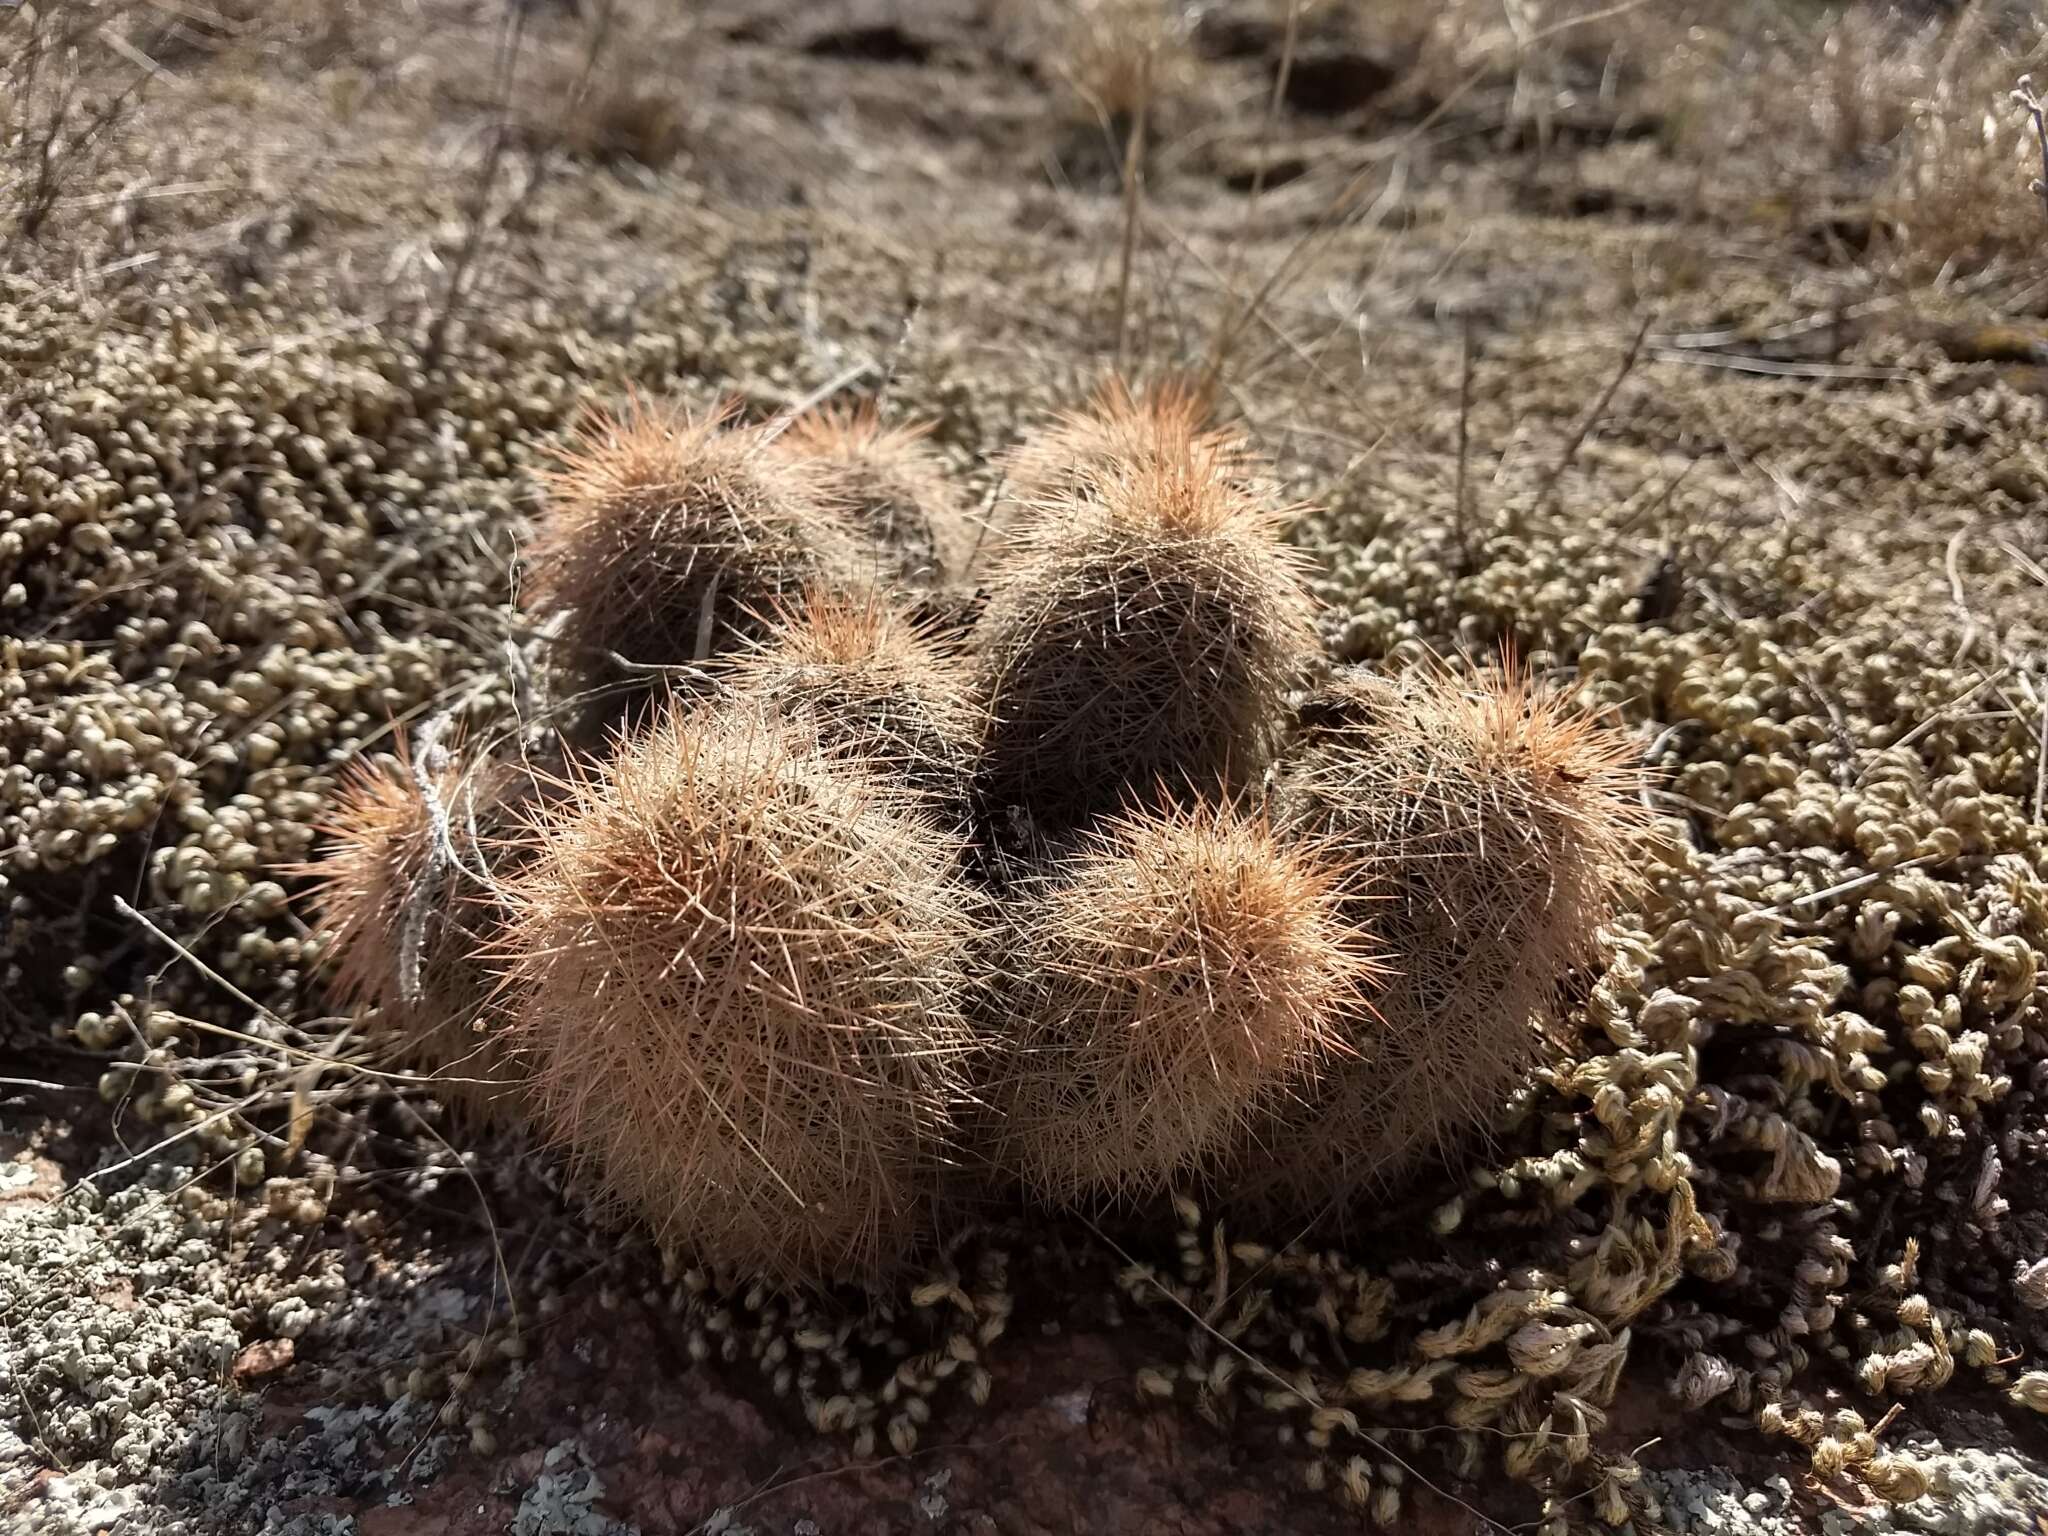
[1884,9,2048,275]
[974,397,1317,827]
[987,798,1372,1208]
[1245,660,1650,1222]
[1378,0,1691,126]
[1663,8,1950,173]
[524,394,862,685]
[0,1,154,247]
[496,708,982,1291]
[1651,4,2048,272]
[723,585,981,812]
[774,404,978,590]
[500,0,696,169]
[543,82,690,171]
[1048,0,1194,130]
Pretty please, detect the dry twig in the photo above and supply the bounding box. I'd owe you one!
[1532,315,1653,518]
[2014,75,2048,220]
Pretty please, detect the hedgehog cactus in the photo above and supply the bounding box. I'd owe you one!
[523,395,862,688]
[972,432,1319,828]
[986,798,1371,1208]
[774,404,982,590]
[304,736,535,1124]
[496,708,983,1290]
[1000,376,1254,506]
[1244,662,1650,1219]
[724,585,979,816]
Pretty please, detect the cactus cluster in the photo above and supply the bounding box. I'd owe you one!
[303,380,1647,1290]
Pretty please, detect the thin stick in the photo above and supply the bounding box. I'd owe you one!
[1613,454,1702,539]
[692,572,722,662]
[115,896,285,1034]
[961,469,1009,582]
[111,892,521,1330]
[2013,76,2048,221]
[111,899,488,1089]
[96,24,175,82]
[423,5,527,367]
[1859,664,2011,776]
[398,713,458,1010]
[1643,347,1907,383]
[1454,314,1476,570]
[1944,527,1979,668]
[78,1094,266,1193]
[1533,315,1652,514]
[1112,50,1152,371]
[1757,853,1945,918]
[758,357,878,444]
[2031,666,2048,824]
[1219,0,1301,307]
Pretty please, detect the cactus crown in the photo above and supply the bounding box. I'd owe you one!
[525,394,856,678]
[991,797,1373,1208]
[974,441,1319,826]
[1003,375,1250,505]
[776,403,973,588]
[726,585,979,809]
[302,737,523,1120]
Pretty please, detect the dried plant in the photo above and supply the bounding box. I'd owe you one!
[2017,73,2048,220]
[1886,13,2048,274]
[1051,0,1193,133]
[1665,6,2048,269]
[524,394,862,686]
[496,708,983,1291]
[724,584,980,814]
[525,0,692,169]
[0,0,153,250]
[973,419,1318,828]
[774,404,978,590]
[987,798,1372,1208]
[1379,0,1684,129]
[1244,660,1651,1219]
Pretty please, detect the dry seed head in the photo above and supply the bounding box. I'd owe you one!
[300,738,535,1123]
[497,707,982,1291]
[974,437,1319,826]
[774,404,980,589]
[724,585,979,811]
[524,394,861,680]
[1247,660,1651,1216]
[989,798,1374,1208]
[1052,0,1195,126]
